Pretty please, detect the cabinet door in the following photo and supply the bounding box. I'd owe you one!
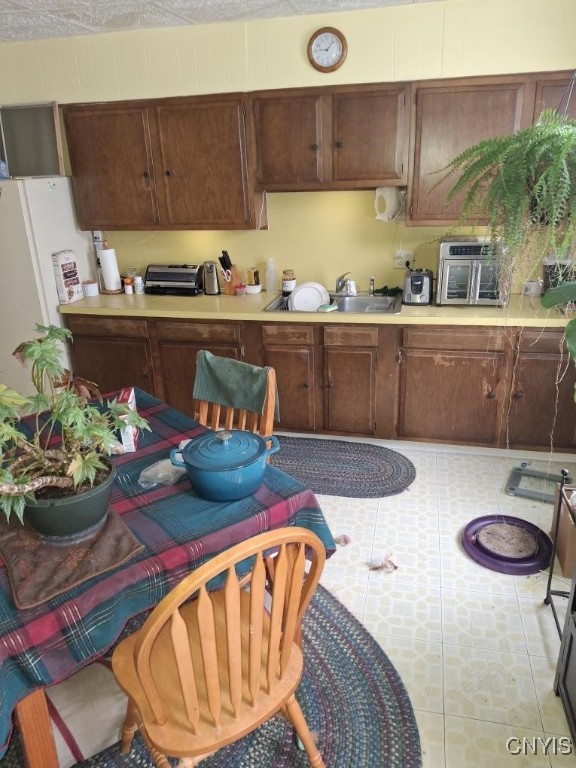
[64,106,159,229]
[70,338,155,395]
[409,81,528,224]
[253,94,325,188]
[324,346,377,434]
[159,342,241,418]
[399,349,507,444]
[507,353,576,449]
[155,99,252,227]
[332,86,408,185]
[533,77,576,120]
[263,345,317,431]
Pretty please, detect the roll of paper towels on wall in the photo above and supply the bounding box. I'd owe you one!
[99,248,122,291]
[374,187,402,222]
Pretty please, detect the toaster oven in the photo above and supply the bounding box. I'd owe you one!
[436,238,505,306]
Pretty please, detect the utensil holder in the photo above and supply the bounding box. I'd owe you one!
[222,265,241,295]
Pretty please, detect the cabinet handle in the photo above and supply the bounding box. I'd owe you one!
[513,390,524,399]
[334,141,343,149]
[486,390,496,399]
[311,144,319,151]
[165,169,173,177]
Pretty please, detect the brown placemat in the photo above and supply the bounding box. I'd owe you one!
[0,511,144,610]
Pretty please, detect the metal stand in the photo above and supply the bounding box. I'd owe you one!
[544,469,573,638]
[507,461,571,504]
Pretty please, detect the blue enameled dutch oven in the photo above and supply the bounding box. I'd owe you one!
[170,429,280,501]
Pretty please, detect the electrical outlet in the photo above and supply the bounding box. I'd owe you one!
[394,249,414,269]
[92,230,103,249]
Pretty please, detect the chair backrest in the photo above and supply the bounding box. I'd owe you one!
[131,528,326,731]
[195,361,276,439]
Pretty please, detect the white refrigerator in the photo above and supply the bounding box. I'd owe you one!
[0,177,94,394]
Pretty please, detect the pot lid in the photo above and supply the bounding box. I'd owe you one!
[182,430,268,471]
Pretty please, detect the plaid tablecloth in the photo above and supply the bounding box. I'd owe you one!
[0,388,335,758]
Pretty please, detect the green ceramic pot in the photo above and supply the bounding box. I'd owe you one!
[25,462,117,543]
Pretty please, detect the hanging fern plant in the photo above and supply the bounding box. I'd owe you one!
[440,108,576,262]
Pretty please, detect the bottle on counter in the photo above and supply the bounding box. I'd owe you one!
[282,269,296,297]
[265,258,277,293]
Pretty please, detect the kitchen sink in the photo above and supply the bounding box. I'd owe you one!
[262,293,402,313]
[333,295,402,313]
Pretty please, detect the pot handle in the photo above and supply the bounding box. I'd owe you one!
[170,447,185,467]
[266,435,280,456]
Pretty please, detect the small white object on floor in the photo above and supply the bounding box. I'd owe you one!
[334,534,352,546]
[368,554,398,572]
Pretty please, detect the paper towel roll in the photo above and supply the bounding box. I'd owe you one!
[99,248,122,291]
[374,187,401,222]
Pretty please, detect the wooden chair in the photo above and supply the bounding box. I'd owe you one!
[111,528,327,768]
[194,357,276,439]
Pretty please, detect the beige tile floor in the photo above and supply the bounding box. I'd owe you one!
[306,435,576,768]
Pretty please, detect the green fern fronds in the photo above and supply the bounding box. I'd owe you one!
[437,109,576,261]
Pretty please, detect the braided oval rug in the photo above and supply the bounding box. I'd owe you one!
[271,436,416,498]
[3,585,421,768]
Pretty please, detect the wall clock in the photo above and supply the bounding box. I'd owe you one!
[307,27,347,73]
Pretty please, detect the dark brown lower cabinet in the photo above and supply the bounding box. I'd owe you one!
[398,326,510,446]
[261,324,320,432]
[155,320,242,418]
[63,313,575,452]
[505,329,576,450]
[323,326,379,435]
[65,316,156,395]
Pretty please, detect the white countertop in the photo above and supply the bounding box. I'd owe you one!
[58,291,571,328]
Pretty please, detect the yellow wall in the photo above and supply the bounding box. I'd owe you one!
[1,0,575,291]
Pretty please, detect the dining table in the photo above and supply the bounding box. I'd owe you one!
[0,388,336,768]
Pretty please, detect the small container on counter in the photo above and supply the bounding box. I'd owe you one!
[124,278,134,295]
[247,267,260,286]
[282,269,296,296]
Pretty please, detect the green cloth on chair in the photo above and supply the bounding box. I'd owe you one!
[193,350,280,420]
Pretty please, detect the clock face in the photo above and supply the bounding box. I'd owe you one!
[308,27,347,72]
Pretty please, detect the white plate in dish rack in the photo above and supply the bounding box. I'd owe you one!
[288,282,330,312]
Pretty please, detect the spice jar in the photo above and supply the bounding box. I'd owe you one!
[282,269,296,296]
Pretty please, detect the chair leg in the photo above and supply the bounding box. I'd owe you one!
[119,700,139,754]
[283,695,326,768]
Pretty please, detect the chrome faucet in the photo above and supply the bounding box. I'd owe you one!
[369,276,375,296]
[335,272,351,293]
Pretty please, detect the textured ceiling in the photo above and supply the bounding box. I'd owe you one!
[0,0,438,43]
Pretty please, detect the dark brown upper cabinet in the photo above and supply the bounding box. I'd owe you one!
[407,77,533,226]
[533,72,576,121]
[63,95,266,231]
[252,83,409,191]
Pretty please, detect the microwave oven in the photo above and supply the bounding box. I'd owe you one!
[436,239,505,306]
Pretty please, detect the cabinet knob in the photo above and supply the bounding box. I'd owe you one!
[143,171,150,179]
[311,144,319,151]
[326,381,333,389]
[302,382,310,389]
[513,390,524,399]
[334,141,343,149]
[486,391,496,400]
[165,169,173,177]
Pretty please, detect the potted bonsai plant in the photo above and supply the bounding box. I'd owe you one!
[439,104,576,354]
[0,323,149,538]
